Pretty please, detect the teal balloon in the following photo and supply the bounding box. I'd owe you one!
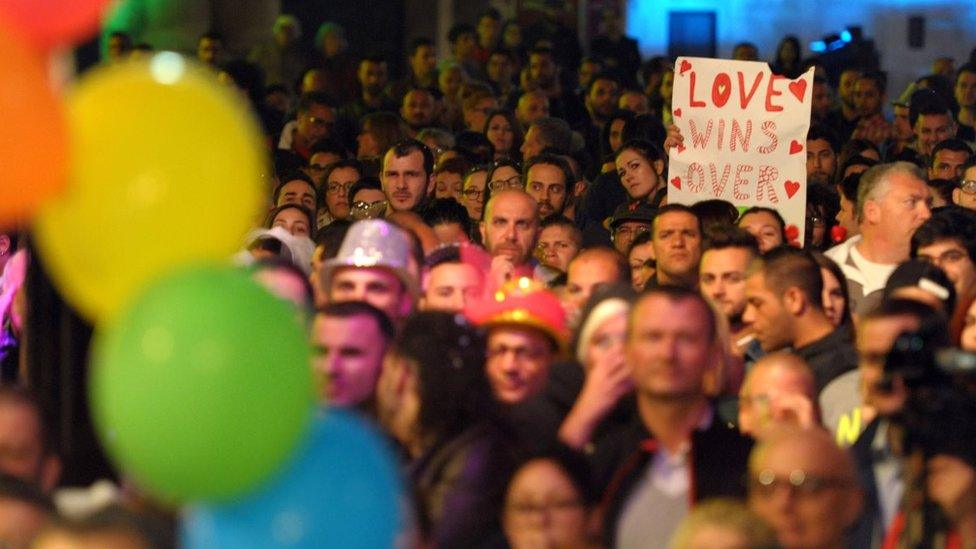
[182,409,403,548]
[91,265,314,503]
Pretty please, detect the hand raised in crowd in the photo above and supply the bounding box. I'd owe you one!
[558,350,632,450]
[663,123,684,151]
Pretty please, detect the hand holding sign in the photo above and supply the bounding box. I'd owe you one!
[667,57,814,245]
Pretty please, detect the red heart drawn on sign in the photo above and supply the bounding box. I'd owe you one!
[789,140,803,154]
[788,80,807,102]
[785,180,800,198]
[673,108,682,118]
[679,60,691,76]
[676,143,686,153]
[670,177,681,189]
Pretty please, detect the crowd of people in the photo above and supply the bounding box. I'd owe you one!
[1,6,976,549]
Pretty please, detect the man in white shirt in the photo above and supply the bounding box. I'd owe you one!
[825,162,932,316]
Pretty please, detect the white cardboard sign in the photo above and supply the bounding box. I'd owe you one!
[667,57,814,244]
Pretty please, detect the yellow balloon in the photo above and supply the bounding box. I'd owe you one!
[34,53,266,321]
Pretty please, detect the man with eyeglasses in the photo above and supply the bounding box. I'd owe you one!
[466,279,567,406]
[524,154,572,219]
[748,427,863,549]
[608,202,654,255]
[912,206,976,301]
[281,92,338,161]
[953,157,976,210]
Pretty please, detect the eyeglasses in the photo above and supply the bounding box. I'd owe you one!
[506,498,583,517]
[960,180,976,195]
[489,175,522,192]
[307,116,335,128]
[350,199,388,220]
[486,344,549,362]
[612,225,650,241]
[327,181,355,194]
[463,188,485,200]
[749,469,854,498]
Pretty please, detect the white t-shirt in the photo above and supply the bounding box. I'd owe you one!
[849,244,898,296]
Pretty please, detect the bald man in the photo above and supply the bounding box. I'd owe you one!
[481,190,541,278]
[738,353,818,439]
[748,428,864,549]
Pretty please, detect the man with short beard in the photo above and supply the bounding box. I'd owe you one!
[700,229,758,329]
[806,125,839,186]
[380,140,435,214]
[481,190,542,282]
[400,88,438,134]
[523,154,572,219]
[342,56,397,122]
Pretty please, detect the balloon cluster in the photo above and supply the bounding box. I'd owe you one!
[0,3,402,546]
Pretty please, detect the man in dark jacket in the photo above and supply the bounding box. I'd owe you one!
[599,286,752,547]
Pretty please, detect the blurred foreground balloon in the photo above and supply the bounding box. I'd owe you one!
[91,266,313,503]
[182,410,403,548]
[34,52,265,321]
[0,17,68,225]
[0,0,112,49]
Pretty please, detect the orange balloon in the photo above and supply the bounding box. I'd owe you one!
[0,17,68,227]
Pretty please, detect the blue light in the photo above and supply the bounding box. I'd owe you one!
[810,40,826,53]
[827,39,846,51]
[840,30,852,42]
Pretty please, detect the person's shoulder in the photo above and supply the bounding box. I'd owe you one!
[825,235,860,263]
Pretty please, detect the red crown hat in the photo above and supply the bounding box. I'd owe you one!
[464,277,569,352]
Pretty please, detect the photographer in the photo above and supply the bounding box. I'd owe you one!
[870,300,976,547]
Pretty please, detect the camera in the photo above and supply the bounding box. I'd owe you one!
[884,329,976,466]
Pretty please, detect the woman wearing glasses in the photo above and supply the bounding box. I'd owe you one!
[479,157,523,216]
[461,165,490,224]
[318,160,362,228]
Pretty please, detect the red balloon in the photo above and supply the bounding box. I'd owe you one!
[0,0,112,49]
[0,17,69,225]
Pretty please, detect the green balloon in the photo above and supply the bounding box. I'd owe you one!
[91,265,314,503]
